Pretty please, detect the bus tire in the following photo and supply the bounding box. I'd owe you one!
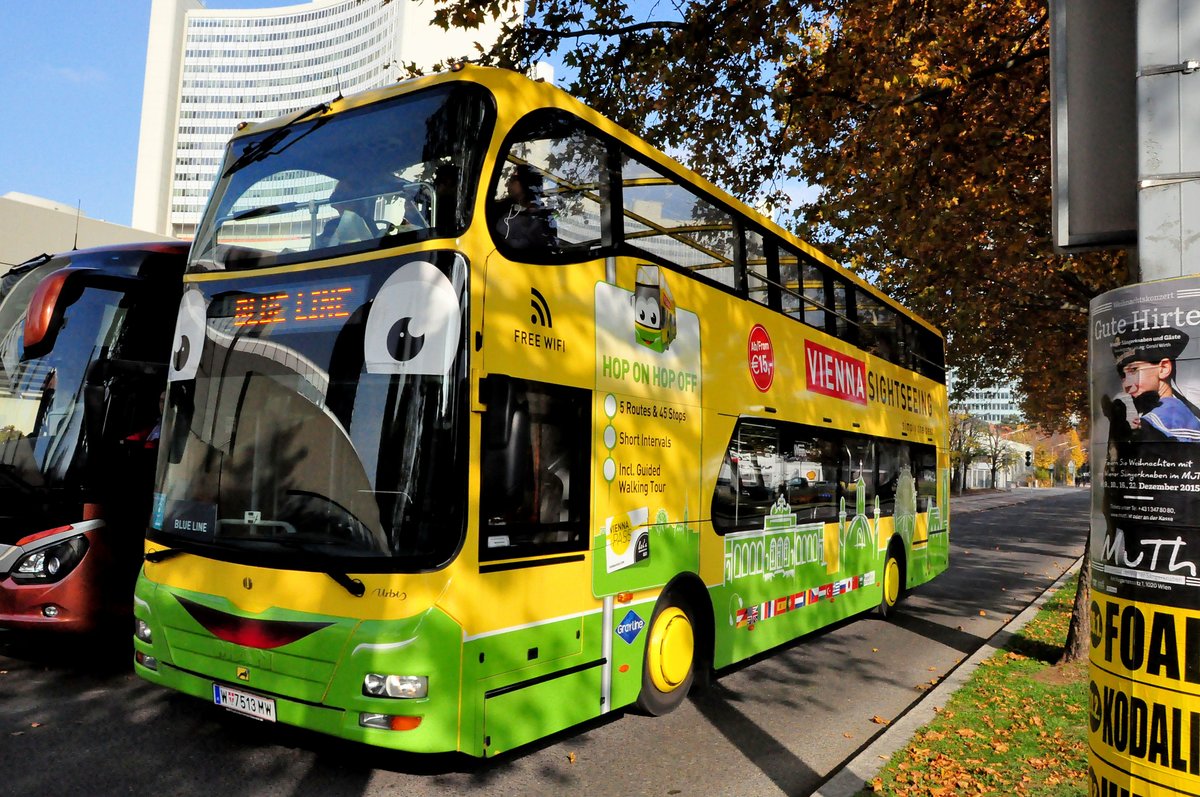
[879,542,906,619]
[636,591,697,716]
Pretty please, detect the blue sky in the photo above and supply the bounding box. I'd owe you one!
[0,2,799,229]
[1,2,281,227]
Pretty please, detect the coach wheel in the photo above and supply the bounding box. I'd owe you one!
[637,593,696,716]
[879,545,905,619]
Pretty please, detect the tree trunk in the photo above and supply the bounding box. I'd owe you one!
[1059,553,1091,664]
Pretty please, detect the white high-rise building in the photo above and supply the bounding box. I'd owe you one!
[949,375,1024,425]
[132,0,509,239]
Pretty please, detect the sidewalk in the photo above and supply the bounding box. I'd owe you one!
[812,486,1083,797]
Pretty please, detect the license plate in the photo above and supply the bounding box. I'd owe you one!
[213,684,276,722]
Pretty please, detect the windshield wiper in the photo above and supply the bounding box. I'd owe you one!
[8,252,53,275]
[326,571,365,598]
[145,548,188,563]
[221,101,331,178]
[222,201,306,223]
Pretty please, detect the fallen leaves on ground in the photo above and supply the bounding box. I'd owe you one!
[869,575,1088,796]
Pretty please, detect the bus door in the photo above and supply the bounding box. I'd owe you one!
[590,261,704,709]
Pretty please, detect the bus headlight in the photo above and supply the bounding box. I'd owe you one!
[135,619,154,644]
[12,536,89,584]
[362,673,427,699]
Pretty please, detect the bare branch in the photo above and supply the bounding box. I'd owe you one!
[526,20,687,40]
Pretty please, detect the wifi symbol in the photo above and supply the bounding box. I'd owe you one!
[530,287,553,327]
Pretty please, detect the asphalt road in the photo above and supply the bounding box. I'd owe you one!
[0,489,1088,797]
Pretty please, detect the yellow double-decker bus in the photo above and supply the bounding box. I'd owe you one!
[133,65,949,756]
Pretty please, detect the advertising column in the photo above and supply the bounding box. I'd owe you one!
[1089,279,1200,796]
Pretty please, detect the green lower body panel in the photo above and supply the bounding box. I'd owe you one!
[710,570,878,669]
[133,578,465,753]
[481,662,605,756]
[923,530,950,583]
[458,609,623,756]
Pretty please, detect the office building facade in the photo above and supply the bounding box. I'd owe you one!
[132,0,507,238]
[948,373,1024,425]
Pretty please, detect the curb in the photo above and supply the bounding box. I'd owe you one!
[810,554,1086,797]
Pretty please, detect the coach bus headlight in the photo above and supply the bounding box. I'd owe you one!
[135,619,154,644]
[362,673,428,699]
[12,536,89,583]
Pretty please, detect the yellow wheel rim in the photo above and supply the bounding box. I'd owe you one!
[648,606,694,692]
[884,557,901,606]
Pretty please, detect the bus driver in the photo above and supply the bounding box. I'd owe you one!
[319,176,376,247]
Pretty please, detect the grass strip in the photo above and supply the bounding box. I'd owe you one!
[865,574,1088,796]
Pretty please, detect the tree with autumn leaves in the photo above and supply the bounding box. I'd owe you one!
[429,0,1128,427]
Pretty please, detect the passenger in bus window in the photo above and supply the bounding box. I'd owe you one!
[494,164,557,250]
[1111,327,1200,442]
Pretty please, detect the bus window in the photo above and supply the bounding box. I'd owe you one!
[190,83,492,271]
[802,260,829,332]
[914,325,946,383]
[778,246,800,317]
[892,320,912,371]
[716,420,864,530]
[840,437,875,511]
[620,154,736,285]
[914,444,938,511]
[480,377,590,560]
[832,277,856,345]
[745,229,770,307]
[489,110,610,259]
[859,294,898,362]
[875,440,905,516]
[780,427,839,521]
[712,421,779,532]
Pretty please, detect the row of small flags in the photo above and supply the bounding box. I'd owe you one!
[735,571,877,629]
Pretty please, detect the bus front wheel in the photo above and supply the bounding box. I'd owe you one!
[879,544,906,619]
[637,592,696,716]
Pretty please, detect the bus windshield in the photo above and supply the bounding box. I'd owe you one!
[189,83,493,272]
[150,256,468,572]
[0,284,156,539]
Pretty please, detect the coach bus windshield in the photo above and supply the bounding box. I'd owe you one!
[0,281,166,540]
[149,255,468,572]
[189,83,492,272]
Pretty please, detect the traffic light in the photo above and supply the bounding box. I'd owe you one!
[1025,450,1032,467]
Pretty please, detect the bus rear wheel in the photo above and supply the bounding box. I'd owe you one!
[879,544,905,619]
[637,593,696,716]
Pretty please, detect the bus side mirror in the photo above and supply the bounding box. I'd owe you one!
[22,268,141,361]
[22,269,80,360]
